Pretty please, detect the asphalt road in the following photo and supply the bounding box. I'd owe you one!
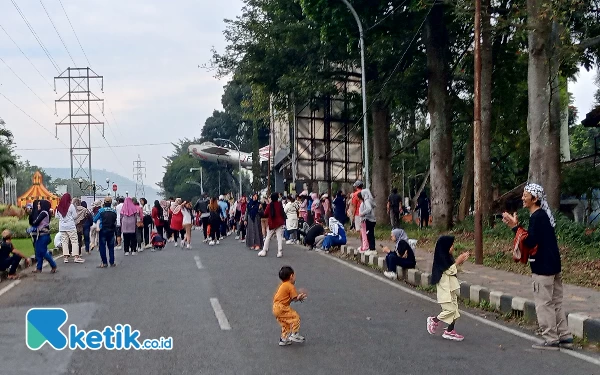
[1,230,599,375]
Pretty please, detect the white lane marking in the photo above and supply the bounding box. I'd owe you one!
[319,253,600,367]
[0,280,21,297]
[210,298,231,330]
[194,255,203,269]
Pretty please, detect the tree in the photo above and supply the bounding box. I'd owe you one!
[0,118,16,185]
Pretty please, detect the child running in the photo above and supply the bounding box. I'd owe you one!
[273,266,307,346]
[426,235,469,341]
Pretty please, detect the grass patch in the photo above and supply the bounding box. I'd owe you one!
[10,234,57,258]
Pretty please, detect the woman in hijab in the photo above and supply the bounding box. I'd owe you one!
[310,192,323,222]
[358,189,377,256]
[30,200,57,273]
[427,235,469,342]
[321,217,347,251]
[245,193,263,250]
[283,195,299,245]
[73,198,93,255]
[235,196,247,242]
[120,197,140,256]
[56,193,84,263]
[169,198,186,247]
[89,199,103,251]
[382,228,415,279]
[160,200,172,241]
[258,192,286,258]
[333,191,347,225]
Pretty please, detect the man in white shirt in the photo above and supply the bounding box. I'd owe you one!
[114,197,124,249]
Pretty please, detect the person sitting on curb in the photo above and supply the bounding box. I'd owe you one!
[304,218,325,250]
[502,182,573,350]
[382,228,416,279]
[319,217,347,253]
[0,229,30,279]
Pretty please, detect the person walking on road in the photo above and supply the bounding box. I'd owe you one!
[93,196,118,267]
[245,193,263,250]
[502,183,574,350]
[182,201,193,249]
[358,189,377,256]
[29,200,57,273]
[427,235,469,342]
[208,197,222,246]
[195,195,211,243]
[120,197,139,256]
[284,195,299,245]
[258,193,286,258]
[169,198,185,247]
[140,198,153,249]
[56,193,84,264]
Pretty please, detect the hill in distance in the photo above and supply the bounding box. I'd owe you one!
[43,168,160,202]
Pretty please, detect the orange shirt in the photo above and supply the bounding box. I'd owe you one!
[273,281,298,306]
[352,188,362,216]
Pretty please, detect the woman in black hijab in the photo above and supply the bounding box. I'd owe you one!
[426,235,469,342]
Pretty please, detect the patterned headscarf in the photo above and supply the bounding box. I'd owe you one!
[524,183,555,228]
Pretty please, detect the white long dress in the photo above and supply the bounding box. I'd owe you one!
[284,202,299,230]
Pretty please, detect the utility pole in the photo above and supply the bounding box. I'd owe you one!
[133,154,146,198]
[474,0,483,264]
[55,68,104,195]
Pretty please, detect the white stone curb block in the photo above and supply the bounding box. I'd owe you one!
[568,313,591,339]
[420,272,431,287]
[360,253,367,263]
[489,290,504,309]
[470,285,486,304]
[407,269,419,285]
[377,257,385,269]
[511,296,528,311]
[368,255,377,266]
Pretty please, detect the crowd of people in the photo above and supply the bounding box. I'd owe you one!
[0,179,570,351]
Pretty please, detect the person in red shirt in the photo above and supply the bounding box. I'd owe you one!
[258,193,286,258]
[351,180,363,233]
[151,200,164,238]
[169,198,185,247]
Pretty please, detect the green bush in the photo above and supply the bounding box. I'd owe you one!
[0,217,58,239]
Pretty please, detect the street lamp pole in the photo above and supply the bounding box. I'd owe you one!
[340,0,369,189]
[214,138,242,199]
[190,168,204,195]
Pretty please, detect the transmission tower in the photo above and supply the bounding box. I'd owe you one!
[133,154,146,198]
[55,68,104,194]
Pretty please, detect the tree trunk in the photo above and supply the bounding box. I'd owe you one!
[481,0,493,222]
[526,0,561,209]
[458,130,474,222]
[560,78,571,161]
[425,2,453,229]
[371,101,392,224]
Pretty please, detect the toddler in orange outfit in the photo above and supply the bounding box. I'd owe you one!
[273,266,307,346]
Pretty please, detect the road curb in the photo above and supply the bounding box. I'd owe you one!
[338,244,600,343]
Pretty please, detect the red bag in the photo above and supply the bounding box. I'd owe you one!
[513,226,538,264]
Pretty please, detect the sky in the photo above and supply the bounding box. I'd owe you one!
[0,0,243,188]
[0,1,598,189]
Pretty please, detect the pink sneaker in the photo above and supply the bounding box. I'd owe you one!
[442,330,464,341]
[426,317,439,335]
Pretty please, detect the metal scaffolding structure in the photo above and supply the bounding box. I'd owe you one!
[54,67,104,194]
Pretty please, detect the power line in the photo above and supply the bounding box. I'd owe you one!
[0,56,54,111]
[0,91,66,145]
[39,0,77,67]
[10,0,61,73]
[366,0,410,31]
[17,142,173,151]
[58,0,92,68]
[0,24,54,89]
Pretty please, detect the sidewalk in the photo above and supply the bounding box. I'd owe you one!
[341,235,600,342]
